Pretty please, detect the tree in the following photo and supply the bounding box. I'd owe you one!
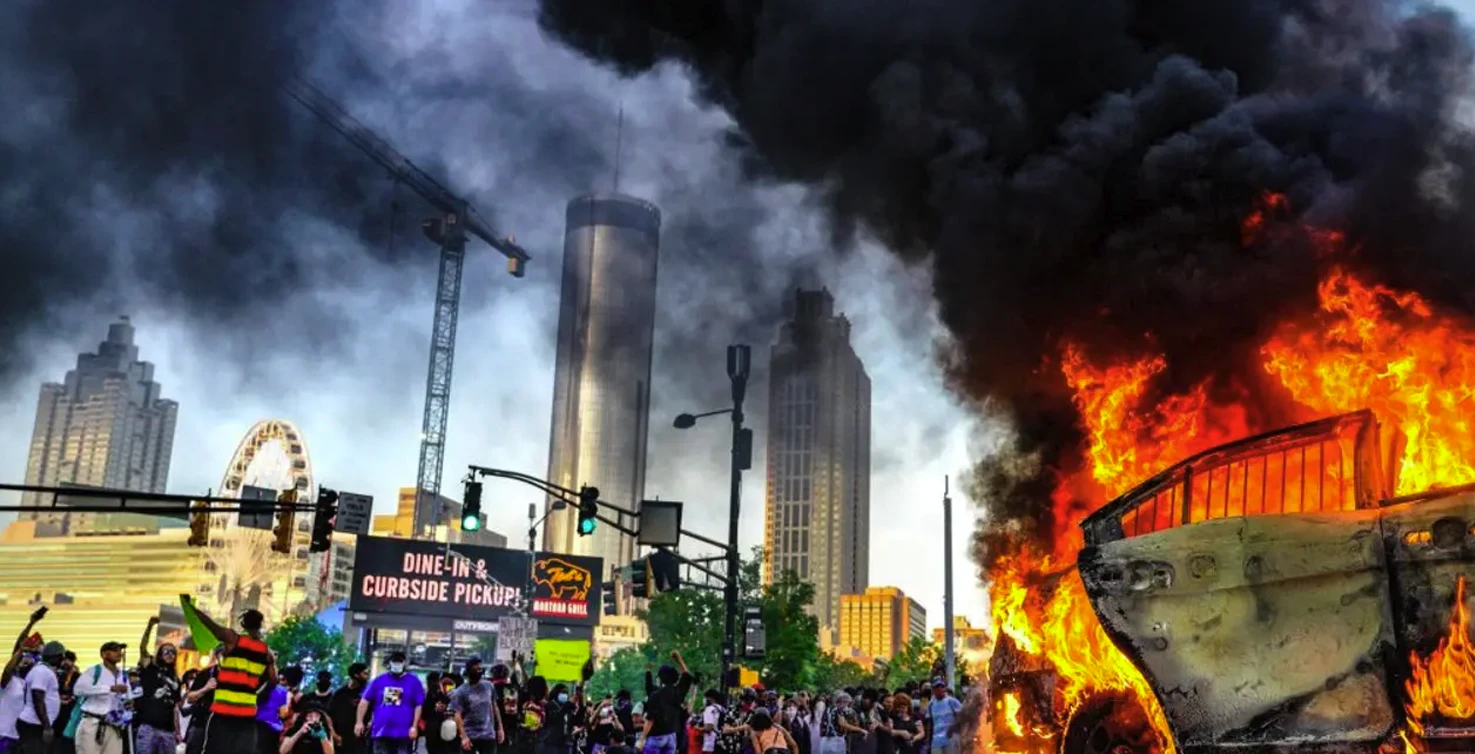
[752,570,820,690]
[587,647,649,699]
[811,653,876,692]
[264,615,360,679]
[883,637,941,688]
[641,588,724,685]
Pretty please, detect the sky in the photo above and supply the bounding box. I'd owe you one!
[0,2,993,630]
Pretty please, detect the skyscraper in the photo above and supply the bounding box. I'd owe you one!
[839,586,928,660]
[544,193,661,575]
[20,317,178,534]
[763,288,871,636]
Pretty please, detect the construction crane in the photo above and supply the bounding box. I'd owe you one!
[282,77,530,538]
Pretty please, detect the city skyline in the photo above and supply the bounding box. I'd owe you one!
[0,5,987,630]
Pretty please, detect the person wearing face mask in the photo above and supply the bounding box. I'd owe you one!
[295,673,335,722]
[354,653,423,754]
[133,642,179,754]
[449,659,500,754]
[327,664,368,754]
[538,684,573,754]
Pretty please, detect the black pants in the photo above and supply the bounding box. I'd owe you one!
[202,714,259,754]
[468,740,496,754]
[16,720,48,754]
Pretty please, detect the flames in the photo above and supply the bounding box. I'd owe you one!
[986,194,1475,754]
[1400,576,1475,753]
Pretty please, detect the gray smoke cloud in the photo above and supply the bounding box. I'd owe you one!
[533,0,1475,569]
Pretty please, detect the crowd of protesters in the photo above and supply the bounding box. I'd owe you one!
[2,606,968,754]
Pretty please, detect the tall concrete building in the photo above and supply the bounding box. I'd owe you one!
[20,317,178,534]
[839,586,928,660]
[544,194,661,576]
[763,288,871,636]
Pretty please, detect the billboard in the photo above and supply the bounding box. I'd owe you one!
[348,536,602,627]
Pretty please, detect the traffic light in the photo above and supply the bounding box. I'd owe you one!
[577,486,599,536]
[462,479,483,532]
[601,579,617,616]
[310,487,339,554]
[649,549,681,593]
[272,489,297,554]
[630,557,650,599]
[187,500,209,547]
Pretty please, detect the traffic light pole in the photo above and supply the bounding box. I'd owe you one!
[722,345,750,691]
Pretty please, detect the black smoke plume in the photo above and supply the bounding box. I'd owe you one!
[537,0,1475,570]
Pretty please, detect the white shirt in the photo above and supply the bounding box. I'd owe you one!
[700,704,723,752]
[18,664,59,726]
[72,664,124,717]
[0,676,26,739]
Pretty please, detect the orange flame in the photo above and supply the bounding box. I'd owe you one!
[1398,576,1475,752]
[1264,268,1475,494]
[986,201,1475,754]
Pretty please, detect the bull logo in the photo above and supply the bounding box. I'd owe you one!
[532,557,591,601]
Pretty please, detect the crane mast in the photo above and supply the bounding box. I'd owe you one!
[282,77,530,537]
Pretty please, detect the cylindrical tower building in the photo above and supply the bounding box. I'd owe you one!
[544,193,661,577]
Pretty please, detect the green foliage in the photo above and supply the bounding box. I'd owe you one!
[881,636,941,688]
[264,616,360,680]
[586,647,649,700]
[750,569,819,690]
[641,588,724,686]
[810,653,877,691]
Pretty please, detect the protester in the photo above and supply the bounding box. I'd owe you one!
[181,647,223,754]
[327,665,368,754]
[450,658,501,754]
[355,652,424,754]
[52,652,78,754]
[420,673,454,754]
[922,684,959,754]
[746,710,796,754]
[71,641,130,754]
[17,642,64,754]
[640,652,692,754]
[134,643,179,754]
[296,672,336,722]
[258,666,299,754]
[696,690,722,754]
[279,709,334,754]
[884,696,922,754]
[187,599,276,754]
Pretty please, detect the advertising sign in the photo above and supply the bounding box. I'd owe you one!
[348,536,602,626]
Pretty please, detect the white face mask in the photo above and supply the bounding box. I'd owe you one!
[388,663,405,674]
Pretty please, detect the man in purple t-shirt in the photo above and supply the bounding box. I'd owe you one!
[353,652,424,754]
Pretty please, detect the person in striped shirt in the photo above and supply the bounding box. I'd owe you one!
[181,599,277,754]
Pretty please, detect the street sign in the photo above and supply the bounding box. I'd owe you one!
[637,500,683,547]
[238,486,277,530]
[742,604,765,659]
[496,616,536,662]
[336,492,373,536]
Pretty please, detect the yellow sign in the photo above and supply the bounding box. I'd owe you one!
[534,638,590,683]
[739,667,759,688]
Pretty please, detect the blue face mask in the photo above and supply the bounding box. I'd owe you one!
[556,693,569,704]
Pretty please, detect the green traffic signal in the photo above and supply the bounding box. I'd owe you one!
[578,516,597,535]
[461,513,482,531]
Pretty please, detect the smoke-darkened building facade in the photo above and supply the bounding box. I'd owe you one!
[763,288,871,637]
[20,317,178,534]
[544,194,661,577]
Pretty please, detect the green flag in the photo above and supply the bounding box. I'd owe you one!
[179,595,221,654]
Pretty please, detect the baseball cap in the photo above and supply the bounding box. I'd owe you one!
[41,641,65,658]
[100,641,126,653]
[930,678,947,688]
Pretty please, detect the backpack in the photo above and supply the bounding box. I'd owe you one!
[62,665,104,739]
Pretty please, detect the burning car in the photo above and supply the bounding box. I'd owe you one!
[989,408,1474,754]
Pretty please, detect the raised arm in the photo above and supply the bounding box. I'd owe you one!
[139,616,159,665]
[12,607,45,656]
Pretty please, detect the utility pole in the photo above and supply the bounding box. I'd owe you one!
[722,345,751,689]
[943,476,956,689]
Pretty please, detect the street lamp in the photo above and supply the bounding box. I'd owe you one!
[673,344,752,689]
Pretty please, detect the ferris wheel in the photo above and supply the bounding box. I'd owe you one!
[219,419,314,503]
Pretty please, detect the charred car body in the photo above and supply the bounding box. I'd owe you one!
[990,410,1474,753]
